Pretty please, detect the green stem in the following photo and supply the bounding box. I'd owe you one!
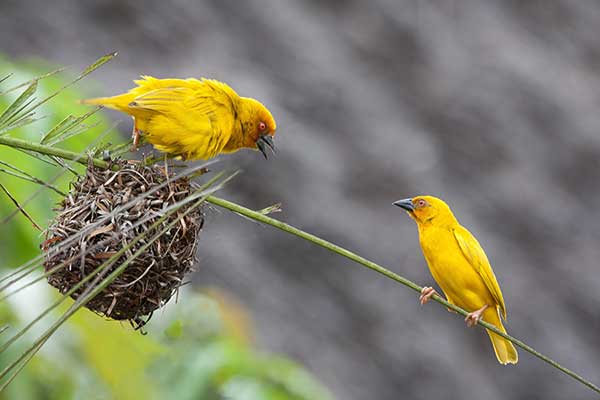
[1,136,599,395]
[0,135,109,169]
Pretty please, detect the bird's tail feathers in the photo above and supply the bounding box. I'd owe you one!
[79,94,133,111]
[485,309,518,365]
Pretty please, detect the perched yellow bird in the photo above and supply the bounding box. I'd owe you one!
[394,195,518,365]
[82,76,277,160]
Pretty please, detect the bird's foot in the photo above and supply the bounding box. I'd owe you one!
[465,304,489,327]
[419,286,438,305]
[130,127,141,152]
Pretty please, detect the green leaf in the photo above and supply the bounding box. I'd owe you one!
[41,107,101,145]
[0,115,41,136]
[0,81,37,129]
[0,53,117,137]
[0,67,64,96]
[80,52,118,77]
[39,115,78,144]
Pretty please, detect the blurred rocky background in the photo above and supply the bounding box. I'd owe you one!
[1,0,599,399]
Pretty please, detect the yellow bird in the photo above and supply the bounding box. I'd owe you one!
[394,195,518,365]
[82,76,277,160]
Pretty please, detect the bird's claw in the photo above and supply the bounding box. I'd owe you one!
[464,304,489,327]
[465,314,479,327]
[131,126,141,152]
[419,286,438,305]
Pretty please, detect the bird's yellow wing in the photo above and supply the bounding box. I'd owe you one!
[130,87,214,114]
[128,87,187,111]
[134,86,235,131]
[452,226,507,320]
[129,77,239,116]
[132,84,237,120]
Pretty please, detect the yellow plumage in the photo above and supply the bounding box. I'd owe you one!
[394,195,518,365]
[82,76,277,160]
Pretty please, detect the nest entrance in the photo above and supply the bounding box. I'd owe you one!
[43,160,204,330]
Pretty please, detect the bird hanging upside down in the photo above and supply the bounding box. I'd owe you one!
[82,76,277,160]
[394,195,518,365]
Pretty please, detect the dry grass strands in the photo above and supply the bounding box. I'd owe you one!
[43,160,203,330]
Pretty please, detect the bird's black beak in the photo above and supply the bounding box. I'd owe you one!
[393,198,414,211]
[257,135,275,159]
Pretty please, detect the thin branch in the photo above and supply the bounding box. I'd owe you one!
[0,183,41,230]
[0,135,108,169]
[0,161,66,195]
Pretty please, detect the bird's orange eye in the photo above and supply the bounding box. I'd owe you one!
[416,199,427,207]
[258,121,267,132]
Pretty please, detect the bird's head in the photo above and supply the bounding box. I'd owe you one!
[241,97,277,159]
[393,195,457,226]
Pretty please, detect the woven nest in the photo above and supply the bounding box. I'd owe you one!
[43,160,204,330]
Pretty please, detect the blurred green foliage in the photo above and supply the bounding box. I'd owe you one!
[0,57,332,400]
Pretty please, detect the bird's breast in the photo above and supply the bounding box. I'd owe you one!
[418,226,492,309]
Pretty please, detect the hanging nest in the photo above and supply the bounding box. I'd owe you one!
[43,160,204,330]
